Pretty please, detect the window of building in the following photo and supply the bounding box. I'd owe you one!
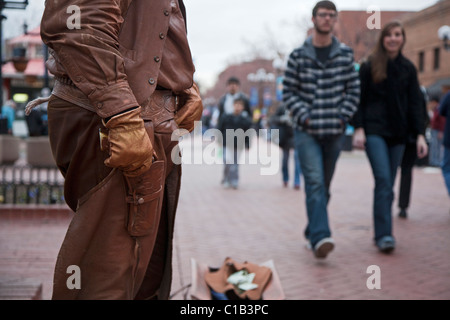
[434,47,440,70]
[418,51,425,72]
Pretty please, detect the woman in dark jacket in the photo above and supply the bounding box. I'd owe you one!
[352,21,428,253]
[270,104,302,189]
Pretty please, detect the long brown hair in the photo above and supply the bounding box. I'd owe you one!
[368,21,406,83]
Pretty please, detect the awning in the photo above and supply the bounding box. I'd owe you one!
[6,26,42,46]
[427,77,450,100]
[1,58,50,79]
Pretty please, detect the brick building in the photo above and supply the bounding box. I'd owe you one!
[332,10,414,63]
[1,25,52,105]
[334,3,450,98]
[204,2,450,107]
[401,0,450,98]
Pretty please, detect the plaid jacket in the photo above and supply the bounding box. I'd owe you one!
[282,36,360,138]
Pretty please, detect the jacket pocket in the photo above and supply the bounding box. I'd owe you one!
[124,160,165,237]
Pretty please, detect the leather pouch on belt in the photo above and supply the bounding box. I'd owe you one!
[124,160,165,237]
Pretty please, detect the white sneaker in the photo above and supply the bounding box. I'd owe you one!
[313,237,335,259]
[305,242,312,251]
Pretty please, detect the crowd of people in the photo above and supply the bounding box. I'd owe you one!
[211,1,448,259]
[1,87,50,136]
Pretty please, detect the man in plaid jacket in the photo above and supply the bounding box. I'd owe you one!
[282,1,360,259]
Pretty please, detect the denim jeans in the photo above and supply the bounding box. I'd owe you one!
[398,142,417,210]
[222,147,240,187]
[294,130,345,247]
[365,135,405,242]
[282,148,301,187]
[429,129,444,167]
[441,146,450,196]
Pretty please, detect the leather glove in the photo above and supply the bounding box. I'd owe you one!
[102,107,153,177]
[175,82,203,132]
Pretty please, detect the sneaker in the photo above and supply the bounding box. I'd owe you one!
[398,209,407,219]
[376,235,396,253]
[313,237,335,259]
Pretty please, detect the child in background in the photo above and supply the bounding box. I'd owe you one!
[218,98,252,189]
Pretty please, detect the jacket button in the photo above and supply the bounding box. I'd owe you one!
[163,9,169,16]
[137,197,144,205]
[97,102,103,109]
[154,56,160,62]
[159,32,165,39]
[148,78,155,85]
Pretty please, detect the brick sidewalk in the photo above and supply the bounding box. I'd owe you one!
[1,138,449,300]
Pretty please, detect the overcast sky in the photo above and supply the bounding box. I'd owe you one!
[2,0,440,89]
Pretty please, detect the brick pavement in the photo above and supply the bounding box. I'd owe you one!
[1,137,449,300]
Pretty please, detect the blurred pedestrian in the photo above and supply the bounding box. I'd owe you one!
[31,0,203,300]
[217,77,251,121]
[397,86,429,219]
[283,0,360,259]
[1,100,16,134]
[270,104,302,190]
[439,91,450,196]
[25,107,44,136]
[217,77,252,183]
[218,98,252,189]
[201,104,214,134]
[429,96,446,167]
[26,88,51,137]
[353,21,428,253]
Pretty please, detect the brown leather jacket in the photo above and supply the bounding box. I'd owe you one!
[40,0,195,119]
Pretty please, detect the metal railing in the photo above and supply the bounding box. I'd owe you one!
[0,164,64,204]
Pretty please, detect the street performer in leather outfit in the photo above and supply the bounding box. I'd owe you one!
[32,0,203,299]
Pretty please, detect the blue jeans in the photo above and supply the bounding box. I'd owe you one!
[365,135,405,242]
[282,148,301,187]
[294,130,345,247]
[429,129,444,167]
[222,147,240,187]
[442,146,450,196]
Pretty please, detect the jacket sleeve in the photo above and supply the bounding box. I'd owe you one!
[439,92,450,118]
[40,0,138,119]
[407,65,426,136]
[241,113,253,131]
[239,92,252,117]
[337,52,360,123]
[352,61,370,129]
[282,51,312,126]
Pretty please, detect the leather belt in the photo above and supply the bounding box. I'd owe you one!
[140,89,177,127]
[53,79,177,127]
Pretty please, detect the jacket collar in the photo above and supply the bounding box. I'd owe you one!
[302,35,342,64]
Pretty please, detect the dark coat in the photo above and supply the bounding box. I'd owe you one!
[269,104,294,150]
[353,53,426,144]
[217,92,252,121]
[439,91,450,148]
[218,112,252,149]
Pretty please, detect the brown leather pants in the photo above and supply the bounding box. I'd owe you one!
[47,93,181,300]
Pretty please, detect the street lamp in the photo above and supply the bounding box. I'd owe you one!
[247,68,275,133]
[438,25,450,51]
[247,68,275,108]
[1,0,29,105]
[247,68,275,84]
